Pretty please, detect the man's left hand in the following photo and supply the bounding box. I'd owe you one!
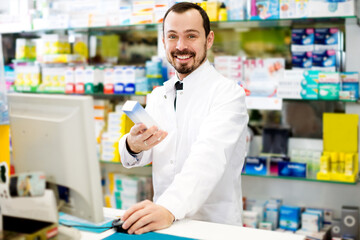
[121,200,175,235]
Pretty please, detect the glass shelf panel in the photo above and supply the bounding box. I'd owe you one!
[13,90,147,98]
[100,160,152,167]
[242,173,358,185]
[3,16,355,34]
[98,163,357,185]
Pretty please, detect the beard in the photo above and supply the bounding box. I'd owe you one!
[168,43,207,75]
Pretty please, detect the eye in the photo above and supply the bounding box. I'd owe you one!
[188,35,196,39]
[168,35,177,39]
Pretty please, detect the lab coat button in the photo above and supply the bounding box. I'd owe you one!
[180,92,183,95]
[170,160,174,164]
[164,95,167,99]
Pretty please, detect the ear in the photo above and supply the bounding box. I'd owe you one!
[206,31,214,50]
[162,35,166,50]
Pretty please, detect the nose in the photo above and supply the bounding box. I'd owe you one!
[176,37,187,51]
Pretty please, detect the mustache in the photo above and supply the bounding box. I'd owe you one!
[171,50,195,57]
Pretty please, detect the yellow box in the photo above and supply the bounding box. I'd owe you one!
[316,171,331,181]
[323,113,358,153]
[0,125,10,177]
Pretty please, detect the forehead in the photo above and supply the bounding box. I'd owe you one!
[164,9,205,34]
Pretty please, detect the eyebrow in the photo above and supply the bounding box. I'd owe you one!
[166,29,201,34]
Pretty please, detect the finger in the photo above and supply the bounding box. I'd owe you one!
[130,123,148,135]
[134,222,158,235]
[127,213,153,234]
[146,131,168,147]
[123,207,151,231]
[121,201,147,222]
[139,126,159,141]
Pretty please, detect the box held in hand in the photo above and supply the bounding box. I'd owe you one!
[122,101,159,129]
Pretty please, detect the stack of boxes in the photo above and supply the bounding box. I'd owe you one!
[243,198,282,230]
[136,58,164,95]
[29,0,355,29]
[14,65,41,92]
[279,0,308,19]
[105,66,146,95]
[131,1,156,24]
[279,0,355,18]
[243,58,284,97]
[39,67,66,92]
[317,113,359,183]
[101,105,134,163]
[93,99,110,159]
[290,149,321,179]
[290,28,342,72]
[214,56,243,85]
[39,34,84,64]
[15,39,36,61]
[278,27,359,101]
[105,173,153,210]
[242,197,359,240]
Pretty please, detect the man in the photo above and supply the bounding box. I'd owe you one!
[118,2,248,235]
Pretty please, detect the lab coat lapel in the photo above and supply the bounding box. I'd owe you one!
[162,79,177,129]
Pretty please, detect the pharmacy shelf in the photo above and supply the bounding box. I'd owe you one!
[100,160,151,166]
[99,162,357,185]
[242,173,358,185]
[282,98,357,103]
[211,16,355,29]
[1,16,356,34]
[13,90,147,98]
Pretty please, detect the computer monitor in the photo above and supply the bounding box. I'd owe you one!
[7,93,104,223]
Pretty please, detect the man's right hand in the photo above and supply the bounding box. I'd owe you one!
[127,123,168,154]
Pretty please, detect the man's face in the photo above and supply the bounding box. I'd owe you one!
[163,9,214,80]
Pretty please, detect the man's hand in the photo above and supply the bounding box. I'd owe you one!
[121,200,175,235]
[127,123,168,153]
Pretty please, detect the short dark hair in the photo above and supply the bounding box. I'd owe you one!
[162,2,211,37]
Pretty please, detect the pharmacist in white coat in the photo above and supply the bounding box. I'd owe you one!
[118,2,249,235]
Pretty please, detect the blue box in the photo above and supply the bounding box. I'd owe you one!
[245,157,268,175]
[306,208,324,229]
[292,52,312,69]
[114,83,125,94]
[250,0,279,20]
[265,199,282,229]
[279,205,301,231]
[312,50,336,71]
[124,83,135,94]
[278,162,307,178]
[269,156,290,176]
[314,28,341,51]
[291,28,314,52]
[341,72,359,100]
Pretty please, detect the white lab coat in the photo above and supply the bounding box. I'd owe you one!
[118,60,249,226]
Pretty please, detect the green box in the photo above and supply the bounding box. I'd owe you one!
[319,83,340,100]
[302,70,320,89]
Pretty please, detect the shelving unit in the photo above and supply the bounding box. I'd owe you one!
[242,173,358,185]
[2,6,360,231]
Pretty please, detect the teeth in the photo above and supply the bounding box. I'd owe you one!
[177,55,190,59]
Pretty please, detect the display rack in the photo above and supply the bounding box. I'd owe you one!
[2,10,360,224]
[0,16,356,34]
[242,173,358,185]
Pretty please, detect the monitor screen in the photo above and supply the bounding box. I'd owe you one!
[8,93,104,223]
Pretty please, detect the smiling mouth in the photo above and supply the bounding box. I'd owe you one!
[176,55,192,60]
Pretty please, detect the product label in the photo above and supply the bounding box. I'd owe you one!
[292,51,312,69]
